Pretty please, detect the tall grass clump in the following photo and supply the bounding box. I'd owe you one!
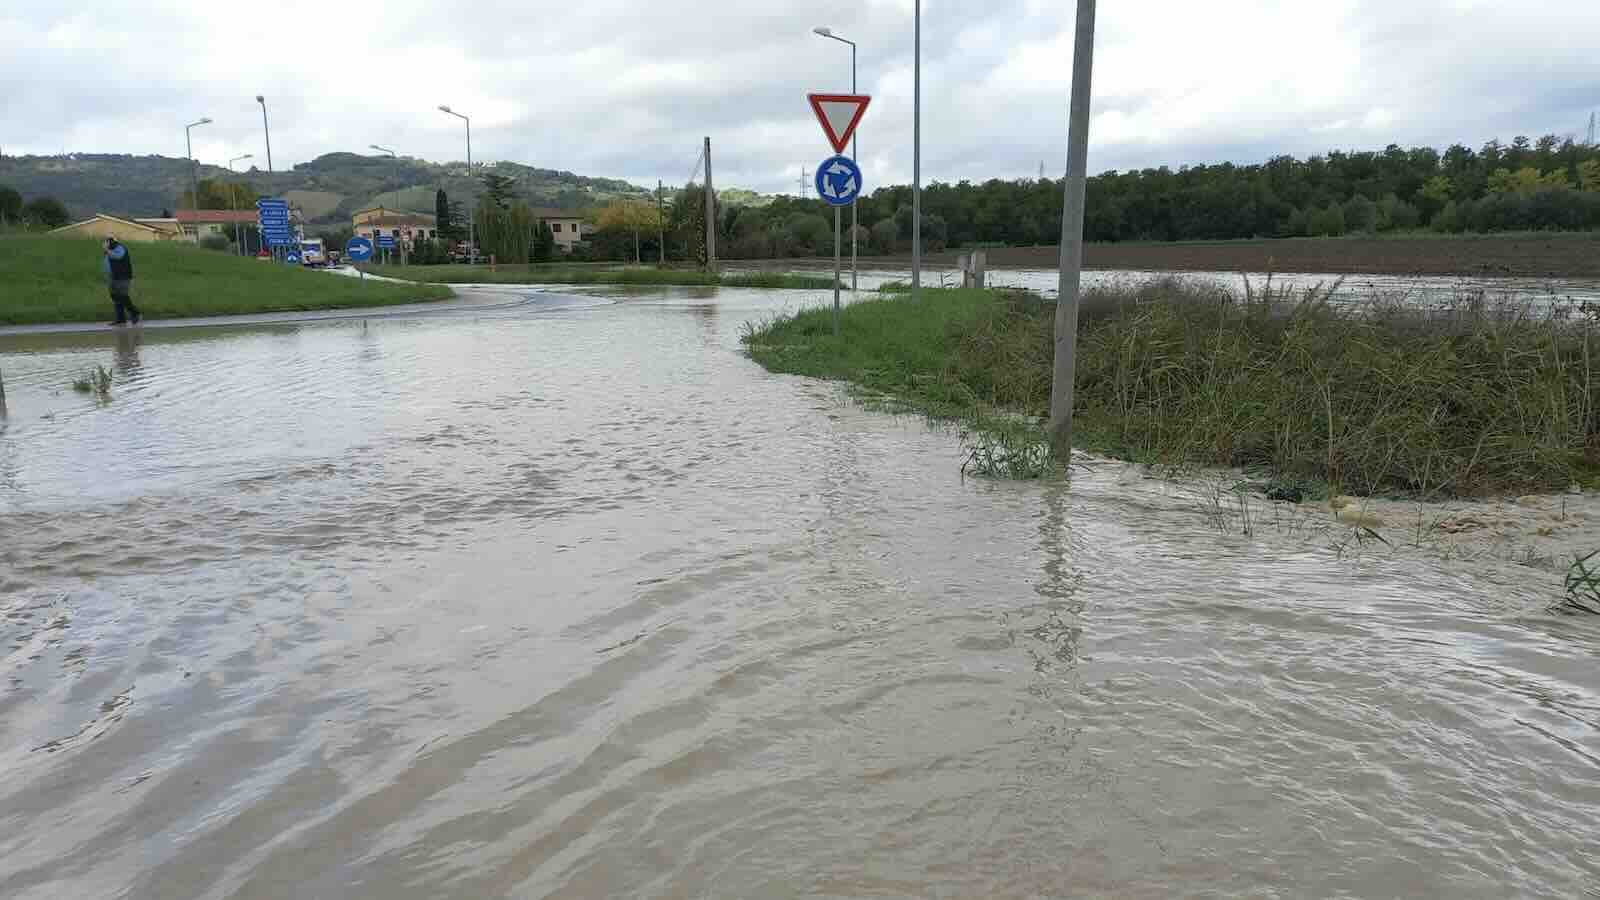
[743,279,1600,495]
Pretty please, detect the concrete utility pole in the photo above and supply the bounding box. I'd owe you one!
[1048,0,1098,461]
[657,179,666,264]
[703,136,716,271]
[911,0,922,302]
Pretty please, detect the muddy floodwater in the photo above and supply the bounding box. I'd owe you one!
[2,285,1599,899]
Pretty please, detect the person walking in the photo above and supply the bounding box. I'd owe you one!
[103,237,141,326]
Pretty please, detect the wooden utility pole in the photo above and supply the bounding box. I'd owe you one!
[703,136,716,271]
[657,179,665,265]
[1048,0,1097,461]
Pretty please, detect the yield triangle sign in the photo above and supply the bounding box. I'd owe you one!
[808,93,871,155]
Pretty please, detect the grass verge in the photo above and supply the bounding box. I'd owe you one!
[1,236,452,325]
[358,263,836,290]
[743,278,1600,496]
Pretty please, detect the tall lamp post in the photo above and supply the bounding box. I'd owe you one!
[812,26,859,293]
[370,144,400,211]
[438,105,474,262]
[185,117,212,242]
[371,144,402,264]
[228,153,253,255]
[255,95,273,173]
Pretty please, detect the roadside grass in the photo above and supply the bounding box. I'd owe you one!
[0,236,452,325]
[743,279,1600,496]
[359,263,836,290]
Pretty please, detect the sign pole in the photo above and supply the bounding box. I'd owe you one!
[833,205,842,336]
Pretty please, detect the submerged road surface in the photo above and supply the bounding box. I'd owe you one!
[2,285,1598,898]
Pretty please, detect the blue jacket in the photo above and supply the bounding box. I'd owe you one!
[104,244,133,281]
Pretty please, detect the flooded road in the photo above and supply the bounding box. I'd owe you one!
[3,286,1599,899]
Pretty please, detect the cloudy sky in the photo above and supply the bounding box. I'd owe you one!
[3,0,1598,195]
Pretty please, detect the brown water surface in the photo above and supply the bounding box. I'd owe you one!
[2,286,1598,898]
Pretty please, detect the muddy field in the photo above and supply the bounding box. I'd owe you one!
[760,233,1600,279]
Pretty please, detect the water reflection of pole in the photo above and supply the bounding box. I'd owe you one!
[0,363,8,416]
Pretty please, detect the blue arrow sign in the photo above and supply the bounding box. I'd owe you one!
[814,155,862,207]
[285,251,302,264]
[345,236,375,262]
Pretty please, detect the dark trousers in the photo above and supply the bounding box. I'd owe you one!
[109,280,140,323]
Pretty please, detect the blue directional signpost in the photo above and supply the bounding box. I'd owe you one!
[345,235,374,280]
[814,154,862,207]
[345,235,374,262]
[808,93,872,335]
[256,198,293,261]
[376,232,397,265]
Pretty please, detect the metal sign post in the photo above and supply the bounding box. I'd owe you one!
[808,93,871,337]
[814,154,862,335]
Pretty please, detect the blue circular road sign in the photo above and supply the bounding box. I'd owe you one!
[285,251,302,264]
[345,236,375,262]
[815,154,863,207]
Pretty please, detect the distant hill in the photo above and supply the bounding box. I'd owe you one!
[0,151,656,225]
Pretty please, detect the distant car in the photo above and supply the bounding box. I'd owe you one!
[300,239,327,267]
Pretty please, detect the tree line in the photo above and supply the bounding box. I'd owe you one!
[624,134,1600,261]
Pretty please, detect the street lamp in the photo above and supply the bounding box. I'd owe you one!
[438,104,474,262]
[185,117,211,241]
[370,144,400,212]
[371,144,402,264]
[813,25,859,292]
[228,153,253,255]
[255,95,273,173]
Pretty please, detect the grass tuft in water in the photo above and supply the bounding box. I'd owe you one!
[1558,550,1600,614]
[72,365,112,399]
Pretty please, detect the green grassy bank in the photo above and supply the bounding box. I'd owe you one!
[743,280,1600,497]
[358,263,836,290]
[0,237,452,325]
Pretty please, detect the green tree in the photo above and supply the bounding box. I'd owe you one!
[0,184,21,225]
[1309,202,1346,236]
[1432,200,1462,233]
[1343,195,1378,233]
[473,200,535,263]
[533,221,556,262]
[1580,160,1600,193]
[870,219,898,254]
[435,189,456,240]
[480,172,518,210]
[22,196,70,228]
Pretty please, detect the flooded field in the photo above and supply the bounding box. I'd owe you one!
[2,285,1599,898]
[753,264,1600,307]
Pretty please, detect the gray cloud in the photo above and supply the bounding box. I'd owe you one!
[2,0,1597,196]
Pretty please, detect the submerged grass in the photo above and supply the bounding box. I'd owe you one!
[71,365,112,399]
[360,263,835,290]
[0,236,452,325]
[743,278,1600,495]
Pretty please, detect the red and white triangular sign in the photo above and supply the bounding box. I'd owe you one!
[808,93,871,155]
